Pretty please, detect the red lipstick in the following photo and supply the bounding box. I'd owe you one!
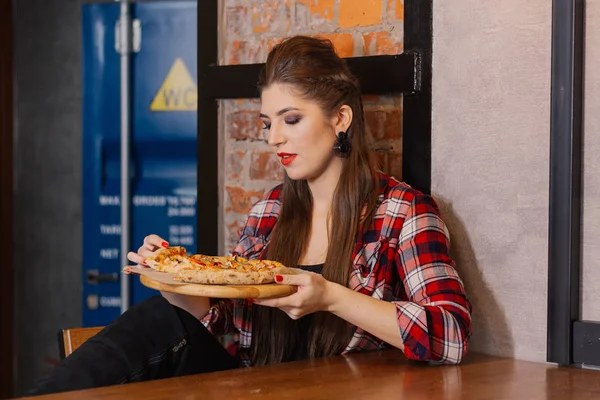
[277,153,297,166]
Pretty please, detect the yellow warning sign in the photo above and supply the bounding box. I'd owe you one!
[150,58,197,111]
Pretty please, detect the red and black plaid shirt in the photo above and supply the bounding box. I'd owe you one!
[201,173,472,366]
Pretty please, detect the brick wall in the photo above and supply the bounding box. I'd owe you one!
[219,0,404,253]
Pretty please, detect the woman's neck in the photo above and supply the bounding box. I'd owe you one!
[307,158,343,212]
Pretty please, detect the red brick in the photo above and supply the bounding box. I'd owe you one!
[365,94,402,108]
[362,31,402,56]
[388,151,402,179]
[228,111,263,140]
[251,1,291,34]
[373,151,388,173]
[250,151,284,181]
[225,186,265,214]
[225,5,250,37]
[339,0,383,28]
[297,0,335,21]
[394,0,405,21]
[227,40,266,65]
[362,94,381,105]
[295,0,335,26]
[267,37,284,52]
[313,33,355,58]
[226,151,246,180]
[364,108,402,140]
[266,34,350,61]
[233,98,261,108]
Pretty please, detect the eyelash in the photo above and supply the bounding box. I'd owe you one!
[285,117,301,125]
[261,117,301,130]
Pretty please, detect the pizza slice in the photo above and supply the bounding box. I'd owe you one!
[177,255,292,285]
[145,246,195,273]
[145,246,294,285]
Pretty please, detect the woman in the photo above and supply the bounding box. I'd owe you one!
[31,36,471,394]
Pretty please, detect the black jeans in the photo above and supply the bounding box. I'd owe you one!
[28,296,240,396]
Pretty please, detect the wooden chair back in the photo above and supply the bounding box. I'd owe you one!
[58,326,103,359]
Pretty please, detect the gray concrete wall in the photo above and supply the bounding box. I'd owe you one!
[432,1,552,362]
[14,0,83,394]
[582,0,600,321]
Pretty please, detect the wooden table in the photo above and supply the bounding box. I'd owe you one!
[21,351,600,399]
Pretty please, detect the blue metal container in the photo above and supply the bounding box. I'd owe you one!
[82,1,197,327]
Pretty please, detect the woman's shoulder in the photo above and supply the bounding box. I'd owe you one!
[240,184,283,238]
[377,172,423,203]
[247,184,283,216]
[376,172,441,214]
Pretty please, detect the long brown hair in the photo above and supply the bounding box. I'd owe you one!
[251,36,380,366]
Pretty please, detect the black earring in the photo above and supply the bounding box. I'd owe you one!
[333,131,351,158]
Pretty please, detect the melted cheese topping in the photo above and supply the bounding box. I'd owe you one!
[186,254,283,272]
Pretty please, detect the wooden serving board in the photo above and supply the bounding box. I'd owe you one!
[139,274,297,299]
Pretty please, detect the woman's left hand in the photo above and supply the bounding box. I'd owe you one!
[253,273,336,319]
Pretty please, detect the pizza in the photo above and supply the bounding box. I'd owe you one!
[144,246,194,273]
[144,246,293,285]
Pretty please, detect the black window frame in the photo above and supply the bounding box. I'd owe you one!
[548,0,600,368]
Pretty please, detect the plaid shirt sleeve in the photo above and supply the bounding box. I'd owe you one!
[394,192,472,364]
[200,298,235,336]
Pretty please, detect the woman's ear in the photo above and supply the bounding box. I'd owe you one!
[334,105,353,134]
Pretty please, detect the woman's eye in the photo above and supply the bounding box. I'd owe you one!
[262,123,271,130]
[285,117,301,125]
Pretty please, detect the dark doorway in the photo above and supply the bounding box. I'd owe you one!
[0,0,15,397]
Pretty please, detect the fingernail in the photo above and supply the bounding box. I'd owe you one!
[247,299,255,304]
[275,275,283,282]
[162,242,169,248]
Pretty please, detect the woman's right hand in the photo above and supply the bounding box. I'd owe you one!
[126,234,169,268]
[126,234,211,320]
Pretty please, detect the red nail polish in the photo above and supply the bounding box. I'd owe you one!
[275,275,283,282]
[162,241,169,248]
[248,299,255,304]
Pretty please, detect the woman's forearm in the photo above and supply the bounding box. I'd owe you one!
[160,292,211,321]
[325,282,404,351]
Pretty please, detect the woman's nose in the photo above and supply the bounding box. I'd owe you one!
[266,124,285,147]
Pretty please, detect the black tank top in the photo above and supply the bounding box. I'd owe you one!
[297,263,324,274]
[292,263,324,360]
